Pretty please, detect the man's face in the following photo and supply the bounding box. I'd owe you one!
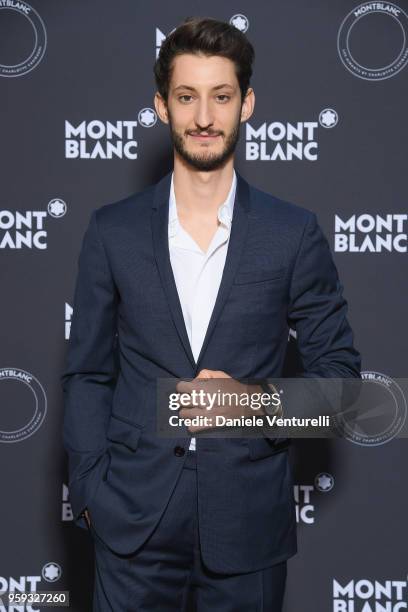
[155,53,253,172]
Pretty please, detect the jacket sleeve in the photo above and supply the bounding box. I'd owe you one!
[261,212,362,440]
[60,209,119,528]
[287,212,361,379]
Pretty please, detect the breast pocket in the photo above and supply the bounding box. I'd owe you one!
[231,265,289,321]
[233,267,287,285]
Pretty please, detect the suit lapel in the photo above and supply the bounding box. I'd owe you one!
[151,171,196,370]
[194,173,250,371]
[150,169,251,374]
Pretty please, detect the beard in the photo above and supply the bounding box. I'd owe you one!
[167,109,241,172]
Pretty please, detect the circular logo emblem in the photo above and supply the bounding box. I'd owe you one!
[0,2,47,77]
[0,368,47,443]
[42,562,62,582]
[315,473,334,492]
[332,371,407,446]
[337,2,408,80]
[319,109,338,128]
[230,14,249,33]
[48,199,67,218]
[138,108,157,128]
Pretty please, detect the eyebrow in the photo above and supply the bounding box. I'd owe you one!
[173,83,235,92]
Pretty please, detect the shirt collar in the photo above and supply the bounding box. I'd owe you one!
[168,169,237,239]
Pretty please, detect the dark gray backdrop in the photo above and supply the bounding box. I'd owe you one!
[1,1,407,610]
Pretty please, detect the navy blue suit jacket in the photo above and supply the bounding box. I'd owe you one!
[61,169,361,573]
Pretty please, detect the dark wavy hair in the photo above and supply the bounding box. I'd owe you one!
[154,16,255,105]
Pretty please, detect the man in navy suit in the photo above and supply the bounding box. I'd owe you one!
[61,16,361,611]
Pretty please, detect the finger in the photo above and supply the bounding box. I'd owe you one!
[187,420,217,433]
[198,369,230,378]
[196,369,214,378]
[176,379,197,393]
[179,407,208,419]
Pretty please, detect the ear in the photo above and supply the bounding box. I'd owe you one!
[240,87,255,123]
[154,92,169,124]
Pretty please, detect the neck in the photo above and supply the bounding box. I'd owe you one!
[172,156,234,218]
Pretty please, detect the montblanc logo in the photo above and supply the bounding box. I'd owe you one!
[334,213,407,252]
[64,303,118,345]
[0,368,47,443]
[288,327,297,341]
[138,108,157,127]
[0,564,62,609]
[62,484,73,522]
[155,26,176,58]
[333,577,408,610]
[245,109,338,161]
[0,201,65,249]
[65,113,157,160]
[319,109,338,128]
[48,198,67,218]
[65,120,137,160]
[155,16,249,60]
[332,371,407,446]
[0,1,47,77]
[42,563,62,583]
[64,303,73,340]
[337,2,408,80]
[315,472,334,492]
[229,14,249,32]
[294,472,334,524]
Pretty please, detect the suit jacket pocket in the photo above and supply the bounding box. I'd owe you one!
[106,413,143,452]
[246,437,290,460]
[233,267,286,285]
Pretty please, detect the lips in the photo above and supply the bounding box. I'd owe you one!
[189,133,220,139]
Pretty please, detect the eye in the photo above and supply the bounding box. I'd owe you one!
[179,95,193,103]
[216,95,230,102]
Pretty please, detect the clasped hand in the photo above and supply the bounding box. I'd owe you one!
[175,369,265,434]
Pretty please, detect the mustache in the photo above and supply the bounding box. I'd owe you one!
[187,130,223,136]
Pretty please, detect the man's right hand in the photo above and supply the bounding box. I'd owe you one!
[83,509,91,528]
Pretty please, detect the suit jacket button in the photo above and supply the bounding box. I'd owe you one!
[174,445,185,457]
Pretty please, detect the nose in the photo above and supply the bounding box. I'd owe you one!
[194,99,214,131]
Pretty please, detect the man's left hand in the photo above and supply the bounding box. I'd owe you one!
[175,369,265,433]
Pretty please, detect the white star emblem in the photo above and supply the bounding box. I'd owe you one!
[42,562,62,582]
[315,472,334,492]
[230,14,249,33]
[319,109,338,128]
[138,108,157,127]
[48,199,67,218]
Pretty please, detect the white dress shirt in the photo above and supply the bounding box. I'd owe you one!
[168,169,237,451]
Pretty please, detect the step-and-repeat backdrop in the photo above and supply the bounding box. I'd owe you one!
[1,2,407,610]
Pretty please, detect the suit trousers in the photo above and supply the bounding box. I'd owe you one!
[89,449,287,611]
